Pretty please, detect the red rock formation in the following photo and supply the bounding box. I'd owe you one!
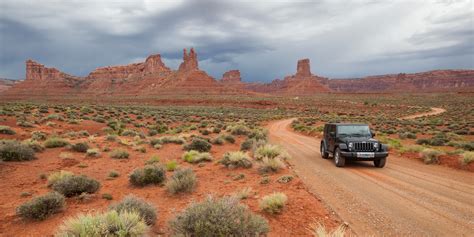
[296,59,311,77]
[178,48,199,73]
[221,70,242,84]
[0,79,16,93]
[328,70,474,93]
[246,58,331,95]
[26,60,77,81]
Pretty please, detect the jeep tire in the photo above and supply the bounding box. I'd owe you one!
[334,147,345,167]
[320,142,329,159]
[374,157,386,168]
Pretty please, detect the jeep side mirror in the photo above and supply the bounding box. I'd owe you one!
[329,132,335,137]
[371,130,376,138]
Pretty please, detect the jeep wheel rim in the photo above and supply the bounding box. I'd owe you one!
[335,152,339,163]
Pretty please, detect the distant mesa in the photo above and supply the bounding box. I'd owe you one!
[1,48,473,101]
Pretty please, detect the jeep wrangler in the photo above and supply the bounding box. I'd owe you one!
[320,123,388,168]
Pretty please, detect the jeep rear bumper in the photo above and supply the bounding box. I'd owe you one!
[339,151,388,160]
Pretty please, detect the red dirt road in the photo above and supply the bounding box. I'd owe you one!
[268,119,474,236]
[401,107,446,120]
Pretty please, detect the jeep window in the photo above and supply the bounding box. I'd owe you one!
[337,125,371,137]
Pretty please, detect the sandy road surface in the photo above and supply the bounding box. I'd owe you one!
[268,119,474,236]
[402,107,446,120]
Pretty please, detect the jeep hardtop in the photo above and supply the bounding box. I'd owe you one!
[320,123,388,168]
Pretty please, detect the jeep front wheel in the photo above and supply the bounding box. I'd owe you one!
[374,157,386,168]
[320,142,329,159]
[334,147,345,167]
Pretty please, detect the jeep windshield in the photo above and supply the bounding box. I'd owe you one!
[337,125,371,137]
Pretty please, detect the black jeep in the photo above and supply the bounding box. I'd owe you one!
[320,123,388,168]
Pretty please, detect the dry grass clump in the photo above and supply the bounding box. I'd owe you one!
[259,192,288,214]
[166,168,197,194]
[220,151,252,168]
[182,150,213,163]
[44,137,68,148]
[421,148,443,164]
[461,151,474,165]
[56,210,148,236]
[109,149,129,159]
[309,222,347,237]
[0,140,35,161]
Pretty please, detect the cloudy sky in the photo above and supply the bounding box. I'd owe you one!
[0,0,473,82]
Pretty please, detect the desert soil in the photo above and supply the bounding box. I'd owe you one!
[268,119,474,236]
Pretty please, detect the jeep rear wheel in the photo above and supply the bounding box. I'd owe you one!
[320,142,329,159]
[374,157,386,168]
[334,147,345,167]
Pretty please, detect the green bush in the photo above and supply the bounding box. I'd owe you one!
[56,210,148,236]
[129,165,166,187]
[228,124,251,135]
[182,150,213,163]
[109,195,157,225]
[71,142,89,153]
[44,137,68,148]
[166,168,197,194]
[17,192,65,220]
[52,175,101,197]
[0,140,35,161]
[183,138,212,152]
[259,192,288,214]
[166,160,178,171]
[0,125,15,135]
[220,151,252,168]
[254,144,289,160]
[23,139,45,152]
[110,149,129,159]
[240,138,254,151]
[170,196,269,236]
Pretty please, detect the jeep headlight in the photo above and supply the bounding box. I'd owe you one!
[373,142,379,150]
[348,142,353,149]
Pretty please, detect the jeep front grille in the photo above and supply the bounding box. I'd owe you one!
[354,142,375,151]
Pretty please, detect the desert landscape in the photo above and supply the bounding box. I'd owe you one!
[1,1,473,236]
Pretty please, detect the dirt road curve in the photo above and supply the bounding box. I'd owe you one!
[402,107,446,120]
[268,119,474,236]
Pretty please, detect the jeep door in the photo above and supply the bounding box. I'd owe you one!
[328,125,337,152]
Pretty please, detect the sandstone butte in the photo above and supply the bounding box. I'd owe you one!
[1,48,473,101]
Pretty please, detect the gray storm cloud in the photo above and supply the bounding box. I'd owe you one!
[0,0,473,81]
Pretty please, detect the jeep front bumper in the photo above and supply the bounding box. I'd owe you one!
[339,151,388,160]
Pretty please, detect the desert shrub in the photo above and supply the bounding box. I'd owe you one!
[129,165,166,187]
[234,187,253,200]
[398,132,417,139]
[56,210,148,237]
[108,170,120,178]
[240,138,254,151]
[212,136,224,145]
[220,151,252,168]
[86,148,100,157]
[182,150,213,163]
[255,144,283,160]
[421,148,443,164]
[52,175,101,197]
[277,175,294,183]
[259,157,285,173]
[0,140,35,161]
[259,192,288,214]
[110,149,129,159]
[17,192,65,220]
[166,160,178,171]
[48,170,74,187]
[453,141,474,151]
[461,152,474,165]
[248,128,268,141]
[44,137,68,148]
[145,155,160,165]
[109,195,157,225]
[23,139,45,152]
[71,142,89,153]
[228,124,251,135]
[0,125,15,135]
[151,136,185,145]
[223,134,235,143]
[166,168,197,194]
[399,145,425,154]
[310,223,347,237]
[183,138,212,152]
[31,131,47,141]
[169,196,269,236]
